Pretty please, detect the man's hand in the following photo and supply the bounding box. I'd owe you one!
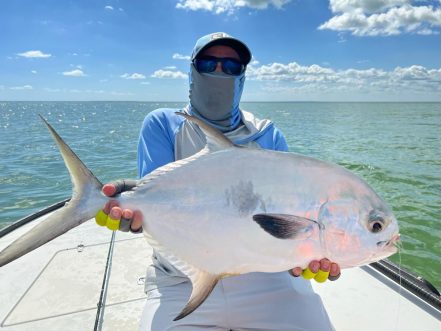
[290,259,341,283]
[95,181,143,233]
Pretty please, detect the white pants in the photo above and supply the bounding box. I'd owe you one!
[140,272,335,331]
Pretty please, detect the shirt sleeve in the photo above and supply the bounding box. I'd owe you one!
[273,127,289,152]
[137,110,176,178]
[255,124,289,152]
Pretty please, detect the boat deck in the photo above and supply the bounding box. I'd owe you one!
[1,213,440,330]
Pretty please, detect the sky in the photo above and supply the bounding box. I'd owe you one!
[0,0,440,102]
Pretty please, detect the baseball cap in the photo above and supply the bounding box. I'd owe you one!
[191,32,252,65]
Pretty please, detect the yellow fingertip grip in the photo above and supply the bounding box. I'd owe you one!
[106,217,120,231]
[301,267,317,280]
[95,210,108,226]
[314,269,330,283]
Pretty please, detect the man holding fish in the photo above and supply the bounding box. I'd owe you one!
[0,30,398,329]
[97,32,340,330]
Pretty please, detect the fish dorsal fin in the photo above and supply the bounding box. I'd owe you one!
[175,112,235,152]
[253,213,319,240]
[173,269,220,321]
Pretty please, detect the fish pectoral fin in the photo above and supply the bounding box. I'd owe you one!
[174,270,220,321]
[253,213,318,239]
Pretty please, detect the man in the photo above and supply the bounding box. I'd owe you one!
[96,32,340,330]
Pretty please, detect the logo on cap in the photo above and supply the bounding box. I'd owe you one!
[211,32,229,40]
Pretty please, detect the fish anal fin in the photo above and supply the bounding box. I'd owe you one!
[253,213,318,240]
[173,270,220,321]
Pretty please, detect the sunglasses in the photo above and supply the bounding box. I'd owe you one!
[193,56,245,76]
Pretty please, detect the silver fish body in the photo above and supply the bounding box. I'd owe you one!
[123,144,398,274]
[0,113,400,320]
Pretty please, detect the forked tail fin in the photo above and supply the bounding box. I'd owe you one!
[0,116,107,267]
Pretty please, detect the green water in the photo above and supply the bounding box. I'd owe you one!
[0,101,440,289]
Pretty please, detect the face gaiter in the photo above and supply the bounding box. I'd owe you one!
[188,64,245,132]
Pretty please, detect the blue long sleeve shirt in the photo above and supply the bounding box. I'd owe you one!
[137,108,288,178]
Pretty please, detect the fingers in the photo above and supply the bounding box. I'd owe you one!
[94,201,143,233]
[120,209,143,233]
[298,260,321,280]
[95,200,119,226]
[309,260,321,273]
[95,209,108,226]
[131,211,143,233]
[102,180,138,197]
[328,262,341,281]
[314,259,330,283]
[122,208,134,219]
[104,180,138,196]
[103,200,119,214]
[290,258,341,283]
[106,206,122,231]
[290,267,303,277]
[102,184,117,197]
[119,209,133,232]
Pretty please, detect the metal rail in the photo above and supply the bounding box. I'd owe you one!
[94,231,116,331]
[0,198,70,238]
[370,259,441,310]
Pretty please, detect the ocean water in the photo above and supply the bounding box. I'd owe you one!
[0,101,440,290]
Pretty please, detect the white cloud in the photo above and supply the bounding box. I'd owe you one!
[62,69,86,77]
[120,73,146,79]
[246,61,441,97]
[17,50,51,58]
[151,69,188,79]
[173,53,191,60]
[105,5,114,10]
[250,59,260,66]
[176,0,291,14]
[31,70,37,74]
[329,0,409,14]
[320,1,441,36]
[248,62,335,81]
[10,85,33,90]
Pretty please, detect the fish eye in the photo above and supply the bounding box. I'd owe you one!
[368,211,385,233]
[371,221,383,233]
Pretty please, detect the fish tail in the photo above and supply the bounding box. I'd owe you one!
[0,116,107,267]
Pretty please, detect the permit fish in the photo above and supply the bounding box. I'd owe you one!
[0,113,400,320]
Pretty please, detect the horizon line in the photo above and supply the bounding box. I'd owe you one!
[1,100,440,103]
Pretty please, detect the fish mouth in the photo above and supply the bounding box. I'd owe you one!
[377,233,401,251]
[390,233,401,244]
